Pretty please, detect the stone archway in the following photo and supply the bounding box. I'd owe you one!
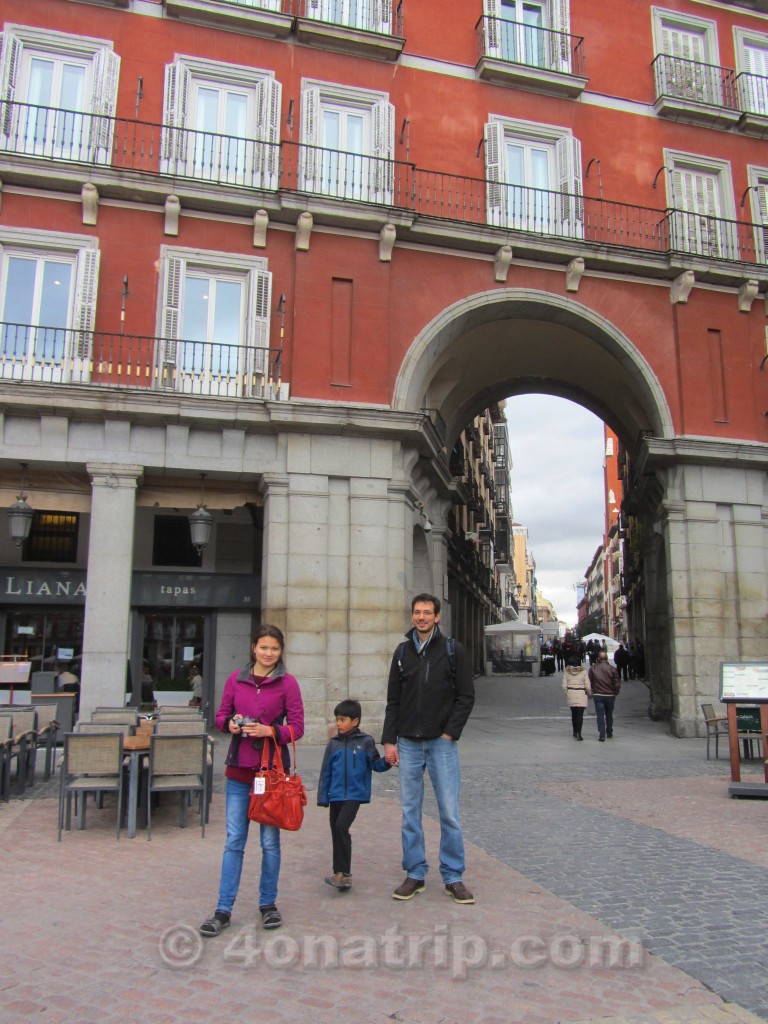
[391,288,768,737]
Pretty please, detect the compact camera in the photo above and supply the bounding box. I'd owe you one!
[238,716,257,726]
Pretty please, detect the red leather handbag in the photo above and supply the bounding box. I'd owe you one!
[247,727,306,831]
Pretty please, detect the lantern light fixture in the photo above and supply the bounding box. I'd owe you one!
[7,463,34,547]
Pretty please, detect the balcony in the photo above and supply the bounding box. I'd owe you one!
[734,70,768,136]
[1,101,767,289]
[652,54,740,129]
[165,0,294,38]
[0,323,288,400]
[475,16,587,98]
[295,0,405,60]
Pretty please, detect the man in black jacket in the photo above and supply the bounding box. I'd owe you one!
[382,593,475,904]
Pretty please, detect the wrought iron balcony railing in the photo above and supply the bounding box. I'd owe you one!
[476,15,585,78]
[0,322,287,399]
[652,53,738,110]
[297,0,404,35]
[1,100,767,269]
[734,69,768,117]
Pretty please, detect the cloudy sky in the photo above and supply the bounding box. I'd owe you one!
[504,394,606,628]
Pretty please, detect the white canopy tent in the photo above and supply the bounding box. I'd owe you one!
[484,621,541,677]
[580,632,621,653]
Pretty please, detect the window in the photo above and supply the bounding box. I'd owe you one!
[0,25,119,163]
[483,0,571,72]
[152,516,200,567]
[157,247,271,396]
[0,227,100,384]
[23,511,79,563]
[735,29,768,116]
[484,117,582,237]
[304,0,392,34]
[652,10,721,105]
[745,165,768,262]
[666,152,736,259]
[301,80,394,202]
[162,56,280,188]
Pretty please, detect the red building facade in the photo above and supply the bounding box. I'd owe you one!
[1,0,767,735]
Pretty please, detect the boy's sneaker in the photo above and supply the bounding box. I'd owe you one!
[325,872,352,890]
[444,881,475,904]
[392,877,425,900]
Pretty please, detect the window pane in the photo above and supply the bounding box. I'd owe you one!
[212,280,242,347]
[60,64,86,111]
[322,110,340,149]
[3,257,36,325]
[28,59,54,105]
[36,261,71,362]
[182,276,210,343]
[225,93,247,136]
[196,88,219,133]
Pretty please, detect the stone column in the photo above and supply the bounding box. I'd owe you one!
[79,463,142,719]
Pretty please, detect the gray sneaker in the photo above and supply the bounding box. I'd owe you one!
[392,876,425,900]
[444,881,475,904]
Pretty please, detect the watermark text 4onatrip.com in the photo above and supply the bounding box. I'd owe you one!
[159,923,644,977]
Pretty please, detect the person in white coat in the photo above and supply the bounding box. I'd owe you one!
[562,657,591,741]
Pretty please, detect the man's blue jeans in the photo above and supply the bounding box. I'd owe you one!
[397,736,465,884]
[216,777,281,912]
[593,695,616,739]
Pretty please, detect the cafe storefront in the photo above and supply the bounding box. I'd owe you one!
[1,568,259,720]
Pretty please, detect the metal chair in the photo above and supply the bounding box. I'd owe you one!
[76,722,133,735]
[701,703,728,760]
[57,732,125,840]
[146,734,208,840]
[155,719,214,817]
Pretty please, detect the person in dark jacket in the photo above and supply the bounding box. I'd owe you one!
[199,624,304,937]
[317,699,391,890]
[588,650,621,741]
[382,593,475,905]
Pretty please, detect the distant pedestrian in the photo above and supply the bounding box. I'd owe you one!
[588,651,621,742]
[613,643,629,681]
[317,699,391,890]
[562,657,591,741]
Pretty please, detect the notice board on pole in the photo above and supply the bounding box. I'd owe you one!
[720,662,768,703]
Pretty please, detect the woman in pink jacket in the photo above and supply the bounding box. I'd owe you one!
[200,624,304,937]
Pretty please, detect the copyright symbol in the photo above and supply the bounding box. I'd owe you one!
[159,925,203,970]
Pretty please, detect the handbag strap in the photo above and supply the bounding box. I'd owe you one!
[258,726,299,773]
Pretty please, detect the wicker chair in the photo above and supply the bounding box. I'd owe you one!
[0,709,38,796]
[33,704,60,781]
[701,703,729,760]
[58,732,125,840]
[146,734,208,840]
[0,716,13,800]
[91,709,138,727]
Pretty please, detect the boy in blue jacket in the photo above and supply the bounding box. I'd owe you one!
[317,699,391,890]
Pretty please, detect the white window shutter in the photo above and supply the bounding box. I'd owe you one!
[483,0,502,59]
[372,98,394,202]
[556,135,583,236]
[484,121,506,227]
[248,268,272,376]
[90,48,121,162]
[550,0,572,73]
[72,247,100,370]
[162,61,191,166]
[159,254,184,385]
[255,76,281,188]
[369,0,392,34]
[755,183,768,261]
[0,32,23,138]
[301,85,321,190]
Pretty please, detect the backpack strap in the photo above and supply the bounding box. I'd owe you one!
[398,637,456,680]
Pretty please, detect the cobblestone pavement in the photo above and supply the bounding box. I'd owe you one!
[1,674,766,1024]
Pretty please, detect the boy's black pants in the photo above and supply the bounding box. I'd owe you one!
[329,800,361,875]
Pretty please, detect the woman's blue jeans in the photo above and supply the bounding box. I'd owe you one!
[216,777,281,912]
[397,736,465,885]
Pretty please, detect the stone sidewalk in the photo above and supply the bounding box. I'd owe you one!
[1,675,766,1024]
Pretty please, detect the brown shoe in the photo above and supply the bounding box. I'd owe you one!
[444,881,474,904]
[325,872,352,890]
[392,876,425,900]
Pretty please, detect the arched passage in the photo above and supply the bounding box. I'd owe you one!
[393,289,673,453]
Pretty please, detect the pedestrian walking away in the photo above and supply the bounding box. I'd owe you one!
[588,650,621,742]
[317,699,391,890]
[561,657,591,740]
[382,593,476,905]
[200,624,304,937]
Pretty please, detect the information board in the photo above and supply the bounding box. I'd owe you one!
[720,662,768,703]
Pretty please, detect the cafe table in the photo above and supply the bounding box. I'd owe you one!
[123,732,151,838]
